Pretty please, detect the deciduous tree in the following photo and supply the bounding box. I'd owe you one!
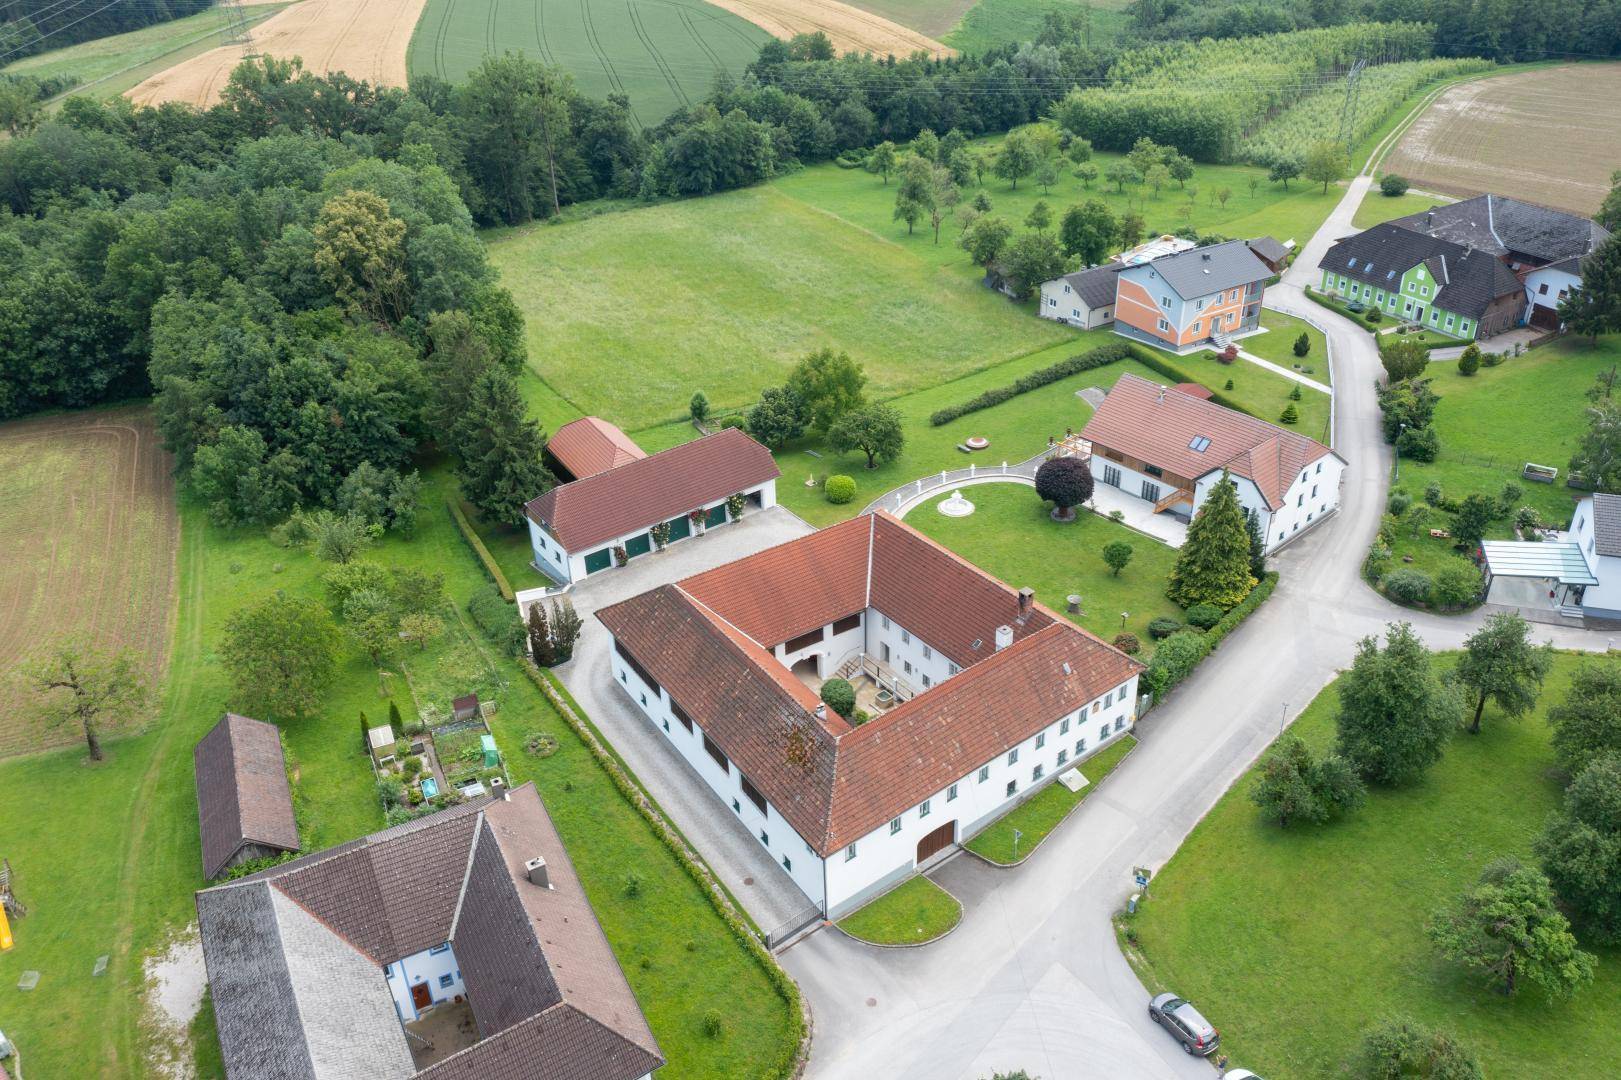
[994,131,1037,189]
[1250,735,1366,827]
[1268,156,1302,189]
[1303,141,1345,194]
[1429,857,1594,1000]
[1547,659,1621,771]
[1035,456,1093,521]
[1101,540,1133,575]
[961,214,1013,267]
[786,349,868,433]
[222,594,341,721]
[21,640,150,761]
[867,141,897,184]
[313,190,410,325]
[999,229,1064,299]
[1336,622,1460,785]
[1535,755,1621,945]
[746,386,811,449]
[1452,612,1551,734]
[828,404,904,469]
[1349,1017,1481,1080]
[1059,200,1117,265]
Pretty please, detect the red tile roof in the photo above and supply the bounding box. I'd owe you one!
[526,428,779,552]
[1082,372,1336,508]
[546,417,646,480]
[1171,382,1213,400]
[596,513,1141,856]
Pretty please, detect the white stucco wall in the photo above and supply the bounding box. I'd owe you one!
[775,615,866,679]
[1040,277,1114,329]
[1568,500,1621,616]
[865,611,959,690]
[1523,265,1581,323]
[385,943,464,1022]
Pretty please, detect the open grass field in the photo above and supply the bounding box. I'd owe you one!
[836,874,962,945]
[0,462,797,1078]
[966,731,1133,863]
[1351,188,1449,230]
[1,5,290,102]
[0,407,178,758]
[128,0,425,107]
[1381,336,1621,580]
[945,0,1129,53]
[1128,652,1620,1078]
[851,0,978,38]
[1383,62,1621,216]
[407,0,771,129]
[906,483,1184,652]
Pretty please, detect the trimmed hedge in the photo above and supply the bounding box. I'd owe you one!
[520,664,809,1078]
[1126,348,1257,417]
[929,342,1134,426]
[467,586,527,655]
[1146,572,1280,699]
[825,475,856,504]
[448,500,514,600]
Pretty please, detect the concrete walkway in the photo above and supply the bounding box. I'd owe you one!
[866,453,1044,517]
[1234,347,1332,393]
[783,170,1615,1080]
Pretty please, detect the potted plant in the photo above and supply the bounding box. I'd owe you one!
[688,509,706,535]
[650,521,672,551]
[726,493,746,521]
[612,544,629,567]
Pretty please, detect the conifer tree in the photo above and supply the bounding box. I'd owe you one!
[1167,472,1254,608]
[454,368,555,522]
[527,602,556,666]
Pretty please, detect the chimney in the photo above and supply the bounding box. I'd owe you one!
[525,856,551,889]
[994,625,1014,651]
[1157,384,1166,404]
[815,703,827,721]
[1426,210,1434,228]
[1201,251,1211,261]
[1017,587,1034,615]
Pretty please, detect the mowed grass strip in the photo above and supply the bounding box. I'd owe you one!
[407,0,768,127]
[485,182,1072,430]
[837,875,962,946]
[1129,653,1620,1078]
[0,464,796,1079]
[967,733,1135,864]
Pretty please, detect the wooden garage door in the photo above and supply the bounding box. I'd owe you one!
[1530,304,1560,331]
[916,820,957,864]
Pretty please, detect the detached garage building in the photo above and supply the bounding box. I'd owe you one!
[525,426,779,583]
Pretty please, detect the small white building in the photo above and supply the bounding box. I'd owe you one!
[1482,493,1621,619]
[525,426,779,584]
[596,512,1143,921]
[1039,264,1123,329]
[1081,372,1345,553]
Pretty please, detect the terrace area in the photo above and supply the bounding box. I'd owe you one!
[405,999,479,1070]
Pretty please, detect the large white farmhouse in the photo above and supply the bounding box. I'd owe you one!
[1080,372,1346,553]
[595,512,1143,920]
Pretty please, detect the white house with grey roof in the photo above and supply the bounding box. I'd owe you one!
[1040,263,1124,328]
[1483,494,1621,620]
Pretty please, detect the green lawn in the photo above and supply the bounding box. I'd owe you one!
[407,0,769,128]
[967,733,1135,863]
[1,5,290,101]
[906,484,1184,651]
[1243,309,1330,384]
[1129,652,1620,1078]
[1353,189,1449,229]
[1133,344,1332,445]
[836,875,962,946]
[0,463,796,1079]
[1381,336,1621,580]
[945,0,1132,52]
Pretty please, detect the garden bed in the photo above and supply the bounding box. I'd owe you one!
[835,875,962,946]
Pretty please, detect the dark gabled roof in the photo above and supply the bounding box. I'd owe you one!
[1391,194,1610,264]
[1323,223,1522,319]
[1056,263,1126,309]
[194,714,300,880]
[526,427,779,552]
[1124,239,1271,299]
[1592,493,1621,558]
[196,784,661,1080]
[1081,373,1338,509]
[597,513,1141,856]
[1246,235,1289,264]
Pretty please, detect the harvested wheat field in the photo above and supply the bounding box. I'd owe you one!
[126,0,427,108]
[1383,63,1621,216]
[708,0,953,58]
[0,408,178,758]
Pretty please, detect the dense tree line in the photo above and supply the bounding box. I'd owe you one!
[0,0,211,62]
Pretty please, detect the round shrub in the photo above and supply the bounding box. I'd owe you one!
[1396,423,1439,462]
[1184,603,1223,630]
[1431,558,1484,609]
[824,474,856,504]
[1112,632,1141,655]
[1147,617,1184,640]
[1388,491,1412,516]
[1368,309,1383,323]
[1035,455,1094,520]
[821,677,856,719]
[1424,481,1445,507]
[1380,173,1410,197]
[1515,506,1543,534]
[1382,568,1433,606]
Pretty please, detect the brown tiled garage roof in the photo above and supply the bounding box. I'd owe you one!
[596,513,1141,856]
[546,416,646,480]
[1082,372,1337,508]
[194,713,300,880]
[526,427,779,552]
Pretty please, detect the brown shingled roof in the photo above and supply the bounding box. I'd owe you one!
[526,427,779,552]
[596,513,1141,856]
[194,713,301,880]
[546,417,646,480]
[1082,372,1337,508]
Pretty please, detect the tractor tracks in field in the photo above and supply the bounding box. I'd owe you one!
[627,0,688,107]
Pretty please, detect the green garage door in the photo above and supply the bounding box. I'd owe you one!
[666,514,691,541]
[583,548,612,575]
[625,533,652,558]
[705,503,728,527]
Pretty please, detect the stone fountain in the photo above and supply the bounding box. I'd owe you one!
[937,490,975,517]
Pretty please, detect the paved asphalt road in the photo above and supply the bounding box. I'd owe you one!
[781,174,1611,1080]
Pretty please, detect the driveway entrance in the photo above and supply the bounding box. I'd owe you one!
[917,820,957,865]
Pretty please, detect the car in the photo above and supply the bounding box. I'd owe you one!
[1147,992,1220,1056]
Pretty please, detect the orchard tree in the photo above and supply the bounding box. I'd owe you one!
[1167,473,1253,608]
[1036,161,1058,195]
[1143,163,1170,198]
[786,349,868,433]
[893,156,931,235]
[1535,755,1621,945]
[222,594,342,721]
[1169,154,1195,189]
[1303,141,1346,194]
[21,640,150,762]
[1269,156,1302,190]
[828,404,904,470]
[1101,540,1134,576]
[1025,200,1052,232]
[960,214,1013,267]
[1547,659,1621,771]
[1336,622,1460,785]
[746,386,811,449]
[867,141,897,184]
[1074,162,1099,189]
[1250,736,1365,827]
[1450,493,1496,551]
[994,131,1037,189]
[1118,212,1145,249]
[1105,160,1141,194]
[1452,612,1551,734]
[1429,857,1595,999]
[1034,455,1094,521]
[1059,200,1117,265]
[1349,1017,1481,1080]
[1000,230,1065,299]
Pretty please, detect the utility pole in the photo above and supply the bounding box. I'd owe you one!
[219,0,254,51]
[1338,59,1367,157]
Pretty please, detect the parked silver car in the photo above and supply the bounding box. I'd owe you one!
[1147,992,1220,1056]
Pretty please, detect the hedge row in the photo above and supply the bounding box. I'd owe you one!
[519,663,809,1079]
[928,342,1135,426]
[1145,571,1280,699]
[448,500,514,601]
[1126,348,1258,418]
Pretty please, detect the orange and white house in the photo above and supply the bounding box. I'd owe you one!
[1111,240,1272,354]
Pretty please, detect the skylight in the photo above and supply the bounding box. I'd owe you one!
[1189,435,1212,452]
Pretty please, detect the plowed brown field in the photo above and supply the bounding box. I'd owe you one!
[705,0,953,58]
[1383,63,1621,216]
[126,0,429,108]
[0,408,178,758]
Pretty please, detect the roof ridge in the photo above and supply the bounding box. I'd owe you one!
[676,584,768,651]
[447,810,486,940]
[260,886,320,1075]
